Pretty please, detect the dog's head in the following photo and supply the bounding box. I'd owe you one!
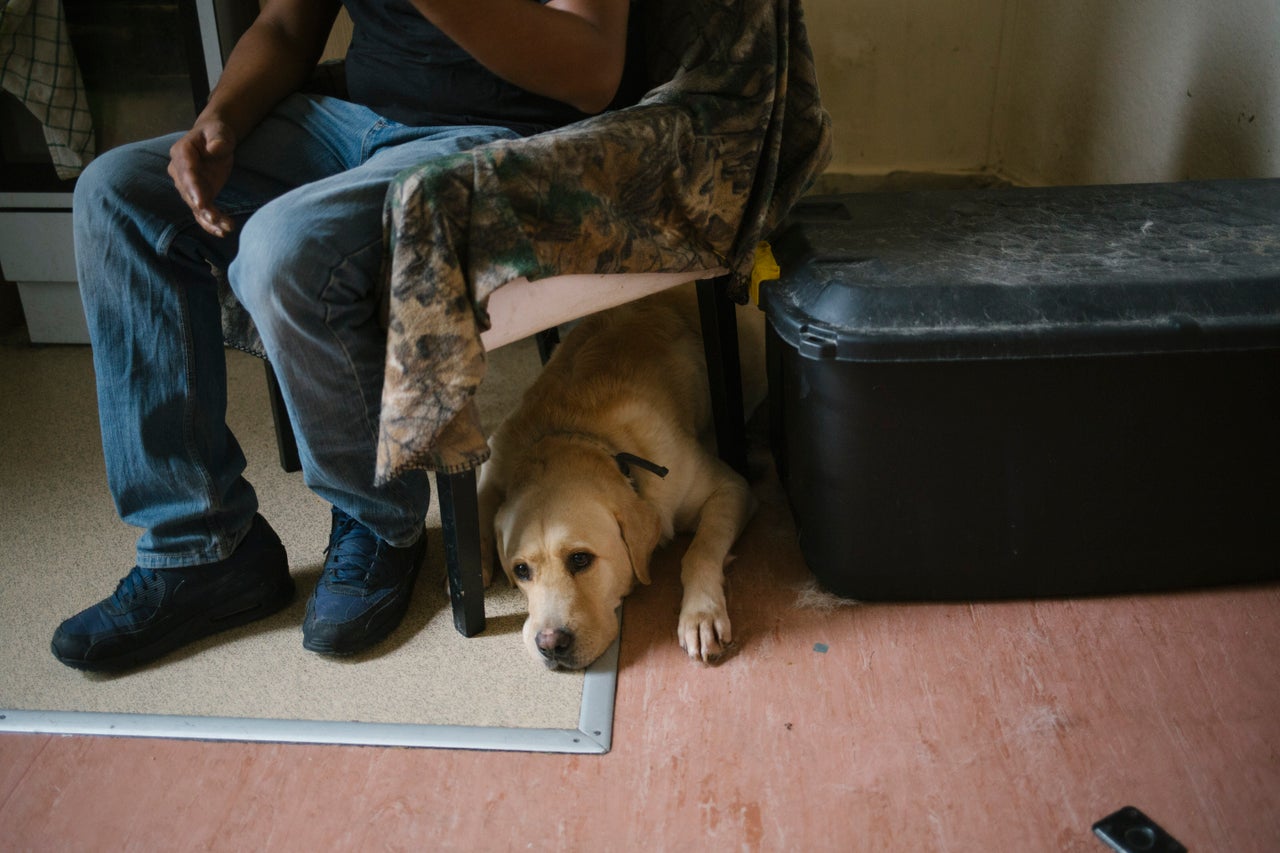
[494,447,663,670]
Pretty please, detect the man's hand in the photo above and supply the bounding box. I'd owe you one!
[161,0,340,237]
[168,121,238,238]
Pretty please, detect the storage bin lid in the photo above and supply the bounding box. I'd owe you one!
[764,180,1280,362]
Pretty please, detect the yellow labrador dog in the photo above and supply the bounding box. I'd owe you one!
[478,284,765,670]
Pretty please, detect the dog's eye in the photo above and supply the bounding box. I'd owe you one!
[567,552,595,574]
[513,562,532,581]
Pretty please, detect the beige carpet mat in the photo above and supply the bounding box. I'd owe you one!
[0,337,615,752]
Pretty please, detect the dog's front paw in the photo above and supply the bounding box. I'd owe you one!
[678,587,731,663]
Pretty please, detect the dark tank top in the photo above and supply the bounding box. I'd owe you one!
[341,0,645,136]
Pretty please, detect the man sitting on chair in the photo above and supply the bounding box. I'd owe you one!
[52,0,632,671]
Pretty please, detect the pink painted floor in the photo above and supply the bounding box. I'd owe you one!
[3,467,1278,851]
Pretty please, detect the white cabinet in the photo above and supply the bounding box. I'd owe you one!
[0,193,89,344]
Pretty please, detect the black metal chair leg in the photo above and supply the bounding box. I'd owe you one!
[696,276,748,475]
[436,468,487,637]
[264,362,302,473]
[535,327,561,364]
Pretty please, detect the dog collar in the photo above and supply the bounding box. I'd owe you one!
[536,431,669,485]
[613,452,669,480]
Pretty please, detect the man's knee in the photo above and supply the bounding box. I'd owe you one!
[228,200,323,326]
[73,137,176,228]
[229,186,385,333]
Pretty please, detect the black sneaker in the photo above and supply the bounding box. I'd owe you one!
[302,507,426,655]
[51,514,294,672]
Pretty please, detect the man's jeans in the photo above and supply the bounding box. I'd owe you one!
[73,93,518,568]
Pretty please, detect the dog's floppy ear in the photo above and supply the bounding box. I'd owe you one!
[614,491,662,585]
[492,500,519,587]
[477,459,508,587]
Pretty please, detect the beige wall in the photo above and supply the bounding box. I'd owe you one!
[321,10,353,62]
[992,0,1279,185]
[805,0,1010,177]
[804,0,1279,185]
[317,1,1278,186]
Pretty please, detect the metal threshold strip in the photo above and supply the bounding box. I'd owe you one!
[0,632,619,754]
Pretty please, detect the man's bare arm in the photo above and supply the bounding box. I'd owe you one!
[169,0,341,236]
[407,0,631,114]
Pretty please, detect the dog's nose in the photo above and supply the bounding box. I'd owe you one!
[535,628,575,659]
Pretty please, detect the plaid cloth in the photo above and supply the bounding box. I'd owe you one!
[1,0,95,179]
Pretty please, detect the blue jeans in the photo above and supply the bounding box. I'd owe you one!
[74,93,518,568]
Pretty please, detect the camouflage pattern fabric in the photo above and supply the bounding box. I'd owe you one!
[224,0,833,483]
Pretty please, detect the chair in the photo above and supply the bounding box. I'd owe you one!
[244,0,832,637]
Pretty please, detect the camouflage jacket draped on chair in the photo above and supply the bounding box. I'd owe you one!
[222,0,832,482]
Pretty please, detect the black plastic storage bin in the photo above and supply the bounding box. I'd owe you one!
[763,180,1280,600]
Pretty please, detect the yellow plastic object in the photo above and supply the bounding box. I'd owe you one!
[750,241,781,305]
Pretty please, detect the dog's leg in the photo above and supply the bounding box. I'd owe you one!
[678,463,757,662]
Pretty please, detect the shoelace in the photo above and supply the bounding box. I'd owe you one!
[323,513,382,584]
[110,566,161,607]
